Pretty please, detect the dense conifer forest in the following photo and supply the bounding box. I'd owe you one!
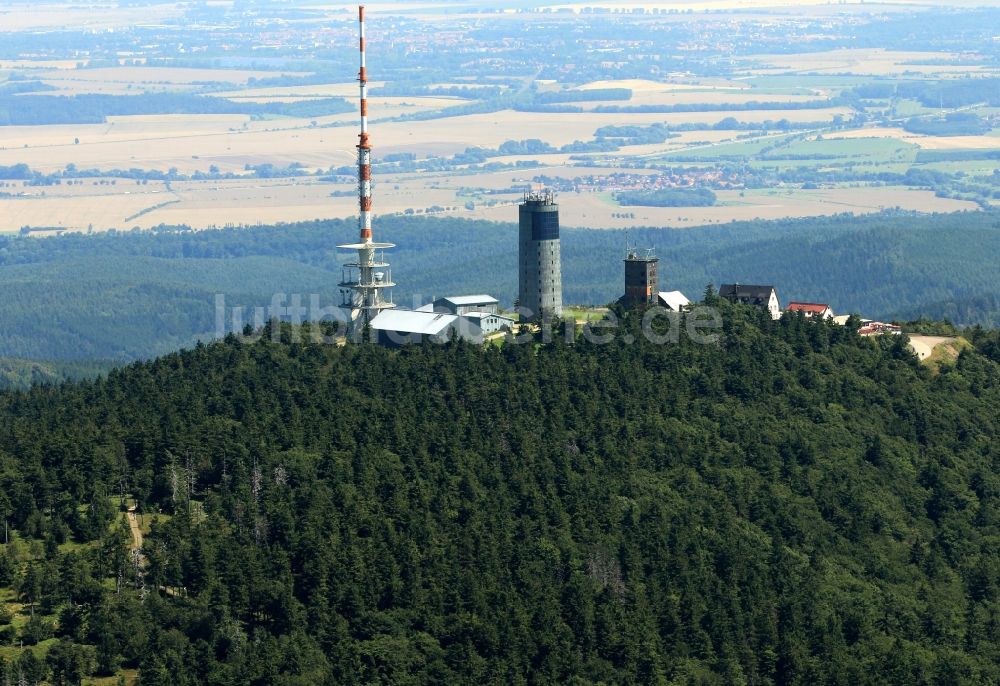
[1,303,1000,684]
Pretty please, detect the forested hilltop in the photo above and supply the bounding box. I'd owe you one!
[2,210,1000,362]
[2,304,1000,684]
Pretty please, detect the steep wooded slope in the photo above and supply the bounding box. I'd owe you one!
[1,306,999,684]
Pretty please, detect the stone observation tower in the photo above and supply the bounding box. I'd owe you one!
[622,247,659,307]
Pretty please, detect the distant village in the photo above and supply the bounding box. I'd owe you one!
[531,169,743,196]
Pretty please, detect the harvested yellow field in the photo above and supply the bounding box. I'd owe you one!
[573,78,823,107]
[577,78,749,92]
[0,60,83,70]
[626,91,822,107]
[825,127,1000,150]
[219,95,465,117]
[0,178,465,233]
[38,66,302,85]
[36,78,198,96]
[145,182,463,230]
[613,130,748,158]
[0,2,182,31]
[0,173,979,235]
[0,114,361,174]
[466,187,980,228]
[215,82,386,100]
[0,190,170,233]
[0,98,849,179]
[0,107,851,175]
[428,82,502,90]
[741,48,996,76]
[0,114,254,150]
[469,154,585,168]
[541,0,962,11]
[369,107,852,154]
[34,67,317,96]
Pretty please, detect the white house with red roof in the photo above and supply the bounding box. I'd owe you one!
[786,302,835,320]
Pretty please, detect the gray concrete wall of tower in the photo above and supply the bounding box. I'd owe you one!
[518,198,563,323]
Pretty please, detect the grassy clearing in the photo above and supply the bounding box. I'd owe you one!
[563,306,611,323]
[91,669,139,685]
[0,496,142,679]
[924,337,974,373]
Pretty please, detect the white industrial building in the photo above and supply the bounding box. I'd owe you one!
[432,295,499,316]
[657,291,690,312]
[457,311,515,338]
[373,294,513,346]
[370,310,458,346]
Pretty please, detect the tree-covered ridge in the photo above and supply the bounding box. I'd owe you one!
[0,357,113,391]
[1,211,1000,361]
[1,304,1000,684]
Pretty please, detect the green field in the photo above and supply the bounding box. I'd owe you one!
[921,160,1000,175]
[561,305,610,323]
[891,98,938,117]
[763,136,917,160]
[741,74,876,93]
[656,133,800,160]
[654,132,922,176]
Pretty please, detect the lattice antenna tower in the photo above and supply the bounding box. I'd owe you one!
[338,5,395,338]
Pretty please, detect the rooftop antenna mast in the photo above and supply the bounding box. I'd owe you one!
[338,5,395,339]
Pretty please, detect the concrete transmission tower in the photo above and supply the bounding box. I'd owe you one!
[518,190,563,322]
[338,5,395,339]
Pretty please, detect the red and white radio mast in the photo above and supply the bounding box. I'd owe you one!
[338,5,395,338]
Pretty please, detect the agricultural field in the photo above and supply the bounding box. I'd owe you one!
[739,48,998,77]
[825,127,1000,150]
[0,2,183,31]
[0,1,998,235]
[464,186,979,229]
[3,162,981,234]
[569,78,826,109]
[38,66,285,86]
[213,82,383,101]
[0,105,852,174]
[0,99,991,234]
[0,114,358,175]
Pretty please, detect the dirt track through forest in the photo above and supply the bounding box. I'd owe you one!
[127,506,143,550]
